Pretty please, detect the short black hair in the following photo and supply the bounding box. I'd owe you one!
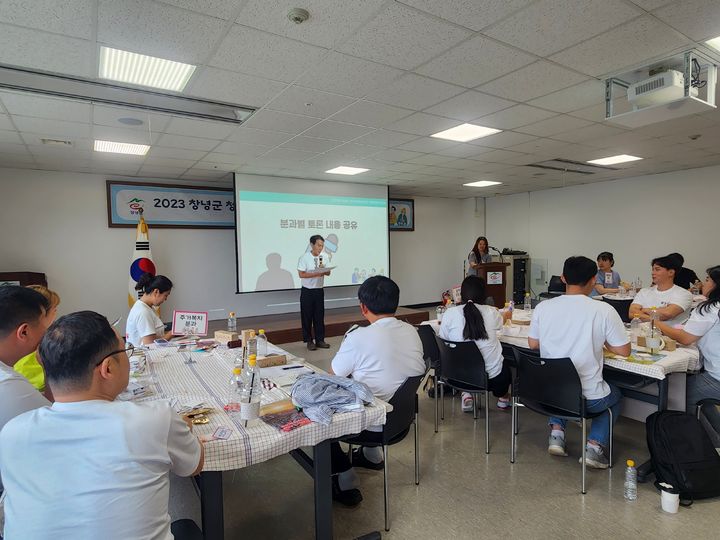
[39,311,118,390]
[358,276,399,315]
[668,252,684,266]
[652,254,681,273]
[309,234,324,245]
[135,273,173,294]
[562,256,598,286]
[0,286,49,339]
[597,251,614,265]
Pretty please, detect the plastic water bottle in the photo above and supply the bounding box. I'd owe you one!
[624,459,638,500]
[256,329,268,357]
[523,292,532,311]
[239,354,262,423]
[227,311,237,331]
[245,330,257,359]
[630,316,642,344]
[225,367,243,414]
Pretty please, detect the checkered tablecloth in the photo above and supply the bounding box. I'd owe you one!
[133,345,387,472]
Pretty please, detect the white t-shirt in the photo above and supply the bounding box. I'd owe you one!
[438,303,505,378]
[0,399,201,540]
[331,317,426,403]
[632,285,693,326]
[297,251,325,289]
[683,303,720,381]
[126,300,165,346]
[528,295,629,400]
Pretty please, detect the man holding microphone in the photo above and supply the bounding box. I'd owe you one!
[298,235,331,351]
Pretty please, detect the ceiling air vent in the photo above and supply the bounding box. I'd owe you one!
[526,158,616,175]
[41,138,73,147]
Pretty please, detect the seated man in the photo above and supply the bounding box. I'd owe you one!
[528,256,630,469]
[0,311,204,539]
[329,276,425,506]
[669,252,700,291]
[629,254,693,326]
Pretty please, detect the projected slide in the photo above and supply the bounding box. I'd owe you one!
[235,176,389,293]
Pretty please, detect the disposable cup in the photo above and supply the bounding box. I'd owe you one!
[660,487,680,513]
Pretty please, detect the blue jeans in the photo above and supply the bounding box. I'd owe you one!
[548,383,621,447]
[686,371,720,444]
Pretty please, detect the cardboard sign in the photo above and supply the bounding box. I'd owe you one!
[172,310,208,336]
[487,271,503,285]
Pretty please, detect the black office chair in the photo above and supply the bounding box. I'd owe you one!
[434,335,492,454]
[539,275,566,300]
[342,374,424,532]
[511,349,614,494]
[417,325,442,432]
[170,519,203,540]
[696,398,720,419]
[602,296,633,324]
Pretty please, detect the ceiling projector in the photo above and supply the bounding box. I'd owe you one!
[627,69,698,108]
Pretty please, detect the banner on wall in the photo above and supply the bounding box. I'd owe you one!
[107,180,234,228]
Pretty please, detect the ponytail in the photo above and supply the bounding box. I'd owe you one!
[462,301,488,341]
[135,273,173,295]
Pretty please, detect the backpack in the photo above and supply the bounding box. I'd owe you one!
[646,410,720,504]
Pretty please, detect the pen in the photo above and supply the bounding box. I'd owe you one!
[282,365,305,370]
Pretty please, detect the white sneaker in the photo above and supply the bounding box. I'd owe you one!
[461,392,474,412]
[548,434,568,456]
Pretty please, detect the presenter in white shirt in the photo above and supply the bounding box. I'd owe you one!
[297,235,331,351]
[629,254,693,326]
[0,311,204,540]
[654,265,720,442]
[528,256,631,469]
[126,272,174,346]
[328,276,425,507]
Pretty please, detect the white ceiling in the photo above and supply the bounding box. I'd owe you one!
[1,0,720,197]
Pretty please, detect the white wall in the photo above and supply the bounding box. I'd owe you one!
[486,165,717,289]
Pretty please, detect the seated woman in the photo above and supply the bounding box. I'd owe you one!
[13,285,60,400]
[467,236,493,277]
[593,251,625,296]
[629,254,693,326]
[126,273,174,346]
[655,265,720,441]
[439,275,511,411]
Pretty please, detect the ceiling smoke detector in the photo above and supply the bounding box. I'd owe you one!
[288,8,310,24]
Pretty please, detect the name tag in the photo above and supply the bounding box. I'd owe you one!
[604,272,613,286]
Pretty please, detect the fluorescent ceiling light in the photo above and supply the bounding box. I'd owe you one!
[325,166,369,175]
[94,140,150,156]
[431,123,501,142]
[99,46,196,92]
[463,180,502,187]
[587,154,642,166]
[706,36,720,52]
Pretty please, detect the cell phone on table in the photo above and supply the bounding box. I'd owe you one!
[154,338,169,346]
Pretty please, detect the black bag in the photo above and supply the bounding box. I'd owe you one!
[646,410,720,504]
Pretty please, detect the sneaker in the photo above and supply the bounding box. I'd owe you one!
[580,445,609,469]
[461,392,474,412]
[351,448,384,471]
[496,397,511,410]
[306,341,317,351]
[548,434,568,456]
[315,341,330,349]
[332,476,363,507]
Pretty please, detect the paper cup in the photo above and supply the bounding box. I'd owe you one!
[660,487,680,513]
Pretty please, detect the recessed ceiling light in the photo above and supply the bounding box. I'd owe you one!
[706,36,720,52]
[99,46,196,92]
[94,140,150,156]
[463,180,502,187]
[587,154,642,166]
[325,166,369,175]
[431,123,501,142]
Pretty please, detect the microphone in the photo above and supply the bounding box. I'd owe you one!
[489,246,504,263]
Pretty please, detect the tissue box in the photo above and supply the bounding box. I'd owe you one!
[257,354,288,368]
[214,330,238,344]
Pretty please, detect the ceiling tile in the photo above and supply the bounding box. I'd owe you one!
[416,35,536,88]
[211,141,271,157]
[0,0,94,39]
[302,120,374,141]
[338,2,471,70]
[549,16,690,77]
[472,130,538,149]
[280,136,340,153]
[138,165,190,177]
[13,116,91,139]
[236,0,387,48]
[550,123,627,144]
[365,73,465,110]
[209,25,327,83]
[628,0,675,9]
[508,137,574,155]
[0,130,21,144]
[226,127,293,146]
[425,91,514,121]
[160,0,241,19]
[478,61,588,102]
[187,67,288,107]
[394,137,458,153]
[654,0,720,41]
[92,125,158,145]
[485,0,641,57]
[242,110,320,134]
[163,117,236,140]
[201,152,248,165]
[474,104,557,130]
[155,133,220,151]
[146,146,208,161]
[435,143,494,158]
[516,115,593,137]
[329,101,413,128]
[402,153,457,166]
[400,0,534,31]
[384,112,460,136]
[352,129,419,147]
[261,147,319,161]
[318,142,382,160]
[0,114,13,130]
[370,148,425,162]
[21,136,92,151]
[527,80,607,114]
[98,0,227,63]
[0,93,90,123]
[296,52,403,98]
[266,86,355,119]
[92,105,172,133]
[0,24,94,78]
[478,149,533,164]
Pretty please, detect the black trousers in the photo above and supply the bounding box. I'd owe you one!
[300,286,325,343]
[487,362,512,397]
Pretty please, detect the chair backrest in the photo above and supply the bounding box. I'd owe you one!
[384,375,425,442]
[602,296,632,323]
[548,275,566,293]
[513,348,583,417]
[416,324,439,371]
[434,336,488,389]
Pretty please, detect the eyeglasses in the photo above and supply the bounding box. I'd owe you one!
[96,343,134,366]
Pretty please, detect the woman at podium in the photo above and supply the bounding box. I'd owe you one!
[467,236,492,276]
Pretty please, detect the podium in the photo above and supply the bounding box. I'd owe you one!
[473,263,510,308]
